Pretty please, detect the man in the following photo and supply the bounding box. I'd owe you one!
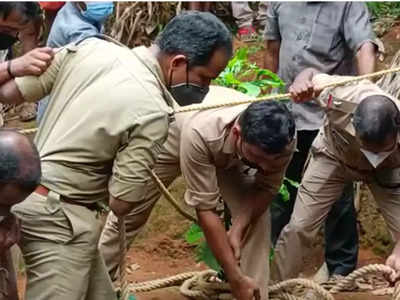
[0,129,41,300]
[264,2,380,280]
[0,3,53,86]
[100,85,296,300]
[232,2,268,41]
[273,68,400,281]
[37,1,114,123]
[0,2,54,123]
[0,11,232,300]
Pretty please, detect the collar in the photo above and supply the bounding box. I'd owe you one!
[132,46,166,86]
[131,46,175,109]
[222,124,237,155]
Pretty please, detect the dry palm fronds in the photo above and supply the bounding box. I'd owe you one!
[105,2,236,48]
[106,2,182,48]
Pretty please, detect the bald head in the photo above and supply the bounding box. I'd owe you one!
[353,95,400,146]
[0,129,41,192]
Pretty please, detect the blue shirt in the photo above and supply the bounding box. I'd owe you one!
[47,2,101,47]
[37,3,103,123]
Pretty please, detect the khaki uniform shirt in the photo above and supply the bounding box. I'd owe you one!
[15,39,174,204]
[178,86,296,210]
[312,74,400,174]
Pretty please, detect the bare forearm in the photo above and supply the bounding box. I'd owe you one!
[232,192,272,235]
[356,42,376,75]
[264,40,280,73]
[197,210,242,283]
[0,80,25,105]
[109,195,134,217]
[0,61,13,85]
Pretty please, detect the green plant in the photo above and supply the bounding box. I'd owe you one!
[279,177,300,202]
[367,2,400,19]
[185,223,222,272]
[213,47,285,97]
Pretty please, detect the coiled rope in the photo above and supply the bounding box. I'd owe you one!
[126,264,400,300]
[129,168,400,299]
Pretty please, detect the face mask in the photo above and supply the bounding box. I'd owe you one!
[0,32,18,50]
[168,61,209,106]
[169,83,209,106]
[360,148,394,168]
[82,2,114,24]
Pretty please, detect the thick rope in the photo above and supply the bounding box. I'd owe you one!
[130,271,200,292]
[329,264,396,293]
[128,264,400,300]
[175,66,400,113]
[12,66,400,138]
[394,282,400,300]
[17,127,38,135]
[147,167,197,223]
[269,278,334,300]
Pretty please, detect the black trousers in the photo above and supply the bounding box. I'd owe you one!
[271,130,359,276]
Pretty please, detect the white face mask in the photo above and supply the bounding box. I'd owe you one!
[360,148,394,168]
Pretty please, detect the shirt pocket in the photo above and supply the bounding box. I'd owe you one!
[306,11,341,58]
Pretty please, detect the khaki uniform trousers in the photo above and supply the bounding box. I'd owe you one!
[0,249,18,300]
[272,145,400,281]
[99,131,271,299]
[11,191,116,300]
[231,1,269,28]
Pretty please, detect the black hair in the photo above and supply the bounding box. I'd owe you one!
[155,11,232,68]
[353,95,400,145]
[0,129,41,192]
[0,2,41,24]
[239,101,296,154]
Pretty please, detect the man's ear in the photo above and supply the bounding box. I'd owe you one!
[169,54,187,71]
[232,123,241,138]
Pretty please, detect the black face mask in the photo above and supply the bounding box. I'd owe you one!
[0,33,18,50]
[168,62,209,106]
[169,83,209,106]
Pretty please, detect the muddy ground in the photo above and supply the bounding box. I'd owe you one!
[14,25,400,300]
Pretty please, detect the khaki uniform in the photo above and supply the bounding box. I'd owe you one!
[232,2,269,28]
[0,250,17,300]
[100,86,296,300]
[11,38,173,300]
[273,74,400,281]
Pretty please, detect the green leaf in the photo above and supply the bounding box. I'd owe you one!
[184,223,204,244]
[284,177,300,188]
[256,69,283,82]
[235,47,249,61]
[196,242,222,272]
[278,183,290,202]
[238,82,261,97]
[269,247,275,261]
